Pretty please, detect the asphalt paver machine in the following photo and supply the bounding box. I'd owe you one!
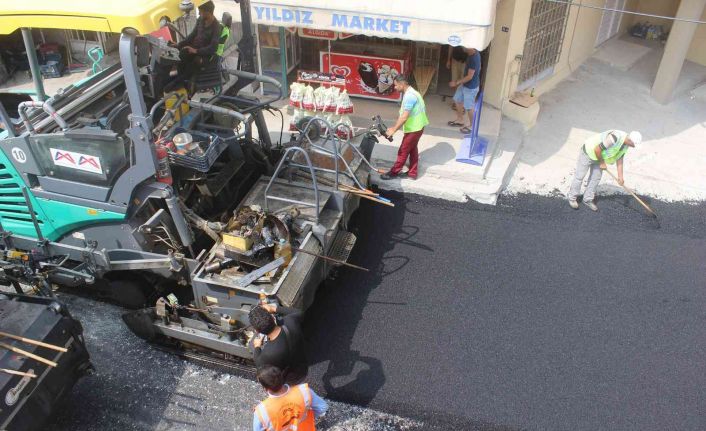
[0,0,381,375]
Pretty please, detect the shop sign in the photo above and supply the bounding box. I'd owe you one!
[320,52,405,102]
[298,28,337,40]
[252,4,413,37]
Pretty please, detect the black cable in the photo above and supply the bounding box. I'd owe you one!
[264,105,284,148]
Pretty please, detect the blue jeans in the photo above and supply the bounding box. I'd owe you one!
[453,85,479,110]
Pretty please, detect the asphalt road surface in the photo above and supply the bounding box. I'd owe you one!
[46,295,421,431]
[303,191,706,431]
[45,191,706,430]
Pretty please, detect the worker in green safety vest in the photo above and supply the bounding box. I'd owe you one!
[568,129,642,211]
[380,75,430,180]
[216,23,230,57]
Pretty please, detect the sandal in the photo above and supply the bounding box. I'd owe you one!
[460,126,472,134]
[447,121,464,127]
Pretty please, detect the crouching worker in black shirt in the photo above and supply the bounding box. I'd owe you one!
[249,304,308,385]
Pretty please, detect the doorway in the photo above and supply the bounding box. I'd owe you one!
[595,0,627,47]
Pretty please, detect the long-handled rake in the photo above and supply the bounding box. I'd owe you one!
[604,169,657,218]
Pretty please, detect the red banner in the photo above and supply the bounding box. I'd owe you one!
[320,52,405,102]
[299,28,337,40]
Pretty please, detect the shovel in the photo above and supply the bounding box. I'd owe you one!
[604,169,657,218]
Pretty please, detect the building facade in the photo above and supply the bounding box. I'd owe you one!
[484,0,706,128]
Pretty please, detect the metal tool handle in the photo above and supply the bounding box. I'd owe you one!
[604,169,657,216]
[188,100,246,122]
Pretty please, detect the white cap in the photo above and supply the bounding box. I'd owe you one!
[628,131,642,146]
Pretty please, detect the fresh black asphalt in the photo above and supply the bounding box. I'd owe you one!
[304,192,706,431]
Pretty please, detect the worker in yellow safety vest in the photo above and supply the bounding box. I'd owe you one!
[253,365,328,431]
[568,130,642,211]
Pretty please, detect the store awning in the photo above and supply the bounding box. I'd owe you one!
[250,0,495,49]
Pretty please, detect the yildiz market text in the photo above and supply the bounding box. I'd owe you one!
[254,5,412,35]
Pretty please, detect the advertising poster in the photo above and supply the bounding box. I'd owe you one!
[320,52,405,102]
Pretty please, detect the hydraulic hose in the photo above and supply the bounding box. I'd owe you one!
[180,204,224,242]
[18,99,69,134]
[187,100,247,122]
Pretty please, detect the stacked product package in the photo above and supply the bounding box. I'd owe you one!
[289,83,354,138]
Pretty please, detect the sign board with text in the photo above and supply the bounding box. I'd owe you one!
[298,28,337,40]
[250,1,495,49]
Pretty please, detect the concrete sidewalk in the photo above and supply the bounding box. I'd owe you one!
[3,62,522,205]
[263,94,521,204]
[507,37,706,203]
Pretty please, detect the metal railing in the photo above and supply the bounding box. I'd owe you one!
[518,0,570,87]
[264,117,373,223]
[264,147,320,224]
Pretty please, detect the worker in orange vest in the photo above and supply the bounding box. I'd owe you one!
[253,365,328,431]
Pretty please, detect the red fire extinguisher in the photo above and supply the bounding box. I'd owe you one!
[155,144,173,185]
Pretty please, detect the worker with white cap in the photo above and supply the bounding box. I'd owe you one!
[568,130,642,211]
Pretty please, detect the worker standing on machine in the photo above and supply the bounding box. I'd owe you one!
[173,0,221,82]
[249,303,308,384]
[253,365,328,431]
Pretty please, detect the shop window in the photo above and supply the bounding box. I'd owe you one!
[256,26,301,93]
[413,43,440,95]
[518,0,570,89]
[257,25,283,86]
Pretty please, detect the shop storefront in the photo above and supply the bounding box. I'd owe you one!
[248,0,495,118]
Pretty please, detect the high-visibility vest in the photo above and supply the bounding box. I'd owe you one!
[400,87,429,133]
[216,24,230,57]
[584,130,629,165]
[255,384,316,431]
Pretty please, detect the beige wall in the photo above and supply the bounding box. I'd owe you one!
[623,0,706,67]
[621,0,640,33]
[629,0,680,30]
[484,0,528,108]
[482,0,706,110]
[519,0,606,98]
[485,0,622,109]
[686,5,706,65]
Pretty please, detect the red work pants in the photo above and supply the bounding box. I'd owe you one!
[390,128,424,178]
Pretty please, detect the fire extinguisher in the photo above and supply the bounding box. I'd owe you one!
[155,144,173,185]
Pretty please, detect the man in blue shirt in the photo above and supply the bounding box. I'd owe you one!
[448,47,481,135]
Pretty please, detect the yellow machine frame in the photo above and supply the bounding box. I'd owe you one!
[0,0,207,35]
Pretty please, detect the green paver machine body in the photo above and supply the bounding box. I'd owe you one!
[0,0,377,363]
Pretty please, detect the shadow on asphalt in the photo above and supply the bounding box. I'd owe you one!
[303,191,706,431]
[304,190,414,408]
